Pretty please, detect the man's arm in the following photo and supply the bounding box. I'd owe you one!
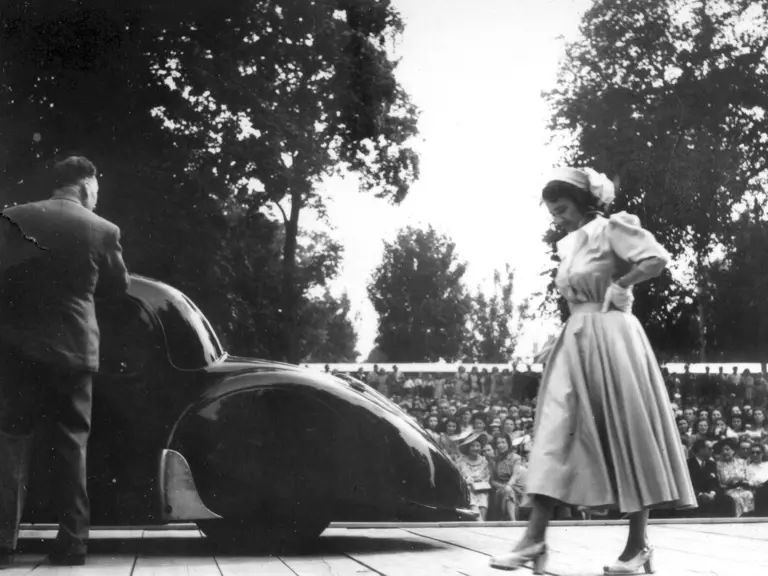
[96,227,130,299]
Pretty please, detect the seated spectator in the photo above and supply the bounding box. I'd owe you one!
[456,432,492,521]
[677,417,693,453]
[735,438,753,461]
[730,415,746,437]
[711,418,731,442]
[437,417,464,461]
[423,413,441,439]
[686,439,734,518]
[683,407,697,430]
[692,419,710,443]
[747,408,767,441]
[488,434,523,521]
[714,439,755,517]
[511,418,525,440]
[482,443,496,459]
[457,408,473,434]
[471,413,487,435]
[747,443,768,515]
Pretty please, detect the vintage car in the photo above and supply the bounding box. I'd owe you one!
[24,275,473,550]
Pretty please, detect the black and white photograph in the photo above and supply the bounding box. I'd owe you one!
[0,0,767,574]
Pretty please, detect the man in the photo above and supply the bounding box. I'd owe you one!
[0,156,129,567]
[686,439,733,517]
[677,417,693,454]
[737,439,753,461]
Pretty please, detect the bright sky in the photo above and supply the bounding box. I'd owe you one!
[309,0,595,361]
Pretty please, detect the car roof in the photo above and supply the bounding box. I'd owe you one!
[126,274,226,369]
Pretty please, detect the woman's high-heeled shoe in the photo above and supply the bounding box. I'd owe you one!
[489,542,548,573]
[603,545,655,574]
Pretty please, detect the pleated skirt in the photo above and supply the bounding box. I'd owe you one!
[525,303,697,513]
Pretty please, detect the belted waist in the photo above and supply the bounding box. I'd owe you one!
[569,302,602,314]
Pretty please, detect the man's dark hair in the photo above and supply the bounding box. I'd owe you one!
[691,438,709,454]
[53,156,97,188]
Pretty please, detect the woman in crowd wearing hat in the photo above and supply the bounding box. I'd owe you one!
[437,417,466,462]
[490,168,695,574]
[488,434,523,521]
[456,432,492,521]
[714,439,755,517]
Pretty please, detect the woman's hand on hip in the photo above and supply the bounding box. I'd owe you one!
[602,282,633,313]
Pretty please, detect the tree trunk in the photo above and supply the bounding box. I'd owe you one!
[281,188,302,364]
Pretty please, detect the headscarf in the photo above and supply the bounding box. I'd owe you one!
[549,167,616,208]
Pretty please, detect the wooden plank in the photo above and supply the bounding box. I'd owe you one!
[35,553,136,575]
[280,554,378,576]
[327,527,502,576]
[411,526,605,576]
[216,555,297,576]
[134,529,219,576]
[133,555,220,576]
[670,522,768,541]
[479,524,763,576]
[652,526,767,562]
[0,555,47,576]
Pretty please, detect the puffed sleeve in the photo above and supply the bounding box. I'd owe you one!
[608,212,670,265]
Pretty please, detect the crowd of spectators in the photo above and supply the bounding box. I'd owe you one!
[326,363,768,521]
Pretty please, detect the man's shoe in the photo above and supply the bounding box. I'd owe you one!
[49,552,86,566]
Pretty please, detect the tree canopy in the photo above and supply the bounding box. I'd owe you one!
[544,0,768,360]
[367,226,472,362]
[1,0,417,362]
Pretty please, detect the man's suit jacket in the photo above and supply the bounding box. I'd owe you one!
[0,195,130,371]
[687,455,722,496]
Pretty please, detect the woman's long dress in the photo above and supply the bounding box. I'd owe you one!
[488,451,522,519]
[717,459,755,517]
[525,213,696,513]
[457,455,491,514]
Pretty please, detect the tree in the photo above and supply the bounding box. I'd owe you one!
[0,0,419,363]
[465,266,526,363]
[299,290,359,363]
[705,203,768,360]
[543,0,768,358]
[171,0,421,362]
[368,226,472,362]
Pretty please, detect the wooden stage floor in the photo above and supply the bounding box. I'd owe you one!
[6,520,767,575]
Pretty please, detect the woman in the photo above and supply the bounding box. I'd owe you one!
[755,409,768,434]
[458,408,473,435]
[488,434,523,520]
[437,417,464,462]
[456,432,492,521]
[424,414,441,441]
[712,418,729,442]
[714,439,755,517]
[490,168,695,574]
[693,419,710,443]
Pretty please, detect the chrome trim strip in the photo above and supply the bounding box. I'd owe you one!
[159,449,222,521]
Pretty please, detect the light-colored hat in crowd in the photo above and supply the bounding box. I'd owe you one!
[458,431,489,455]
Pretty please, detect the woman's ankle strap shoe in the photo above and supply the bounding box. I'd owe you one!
[489,542,548,574]
[603,546,654,574]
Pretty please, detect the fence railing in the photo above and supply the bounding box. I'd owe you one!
[305,362,768,375]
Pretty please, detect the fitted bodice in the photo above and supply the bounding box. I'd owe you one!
[555,213,669,308]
